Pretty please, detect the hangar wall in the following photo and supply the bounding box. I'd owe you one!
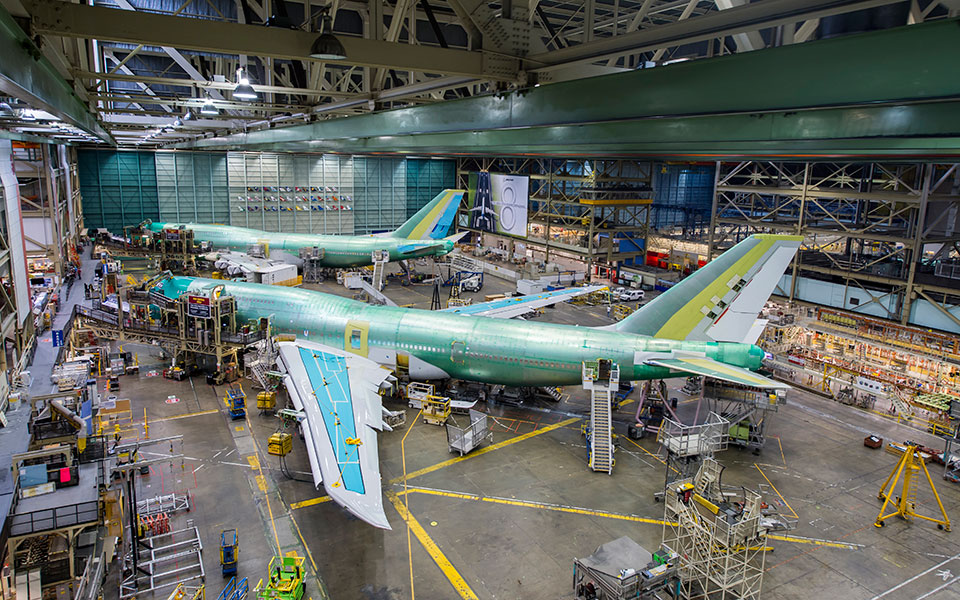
[78,150,455,234]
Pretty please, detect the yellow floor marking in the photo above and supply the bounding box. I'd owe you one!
[290,496,334,510]
[387,492,479,600]
[776,436,787,467]
[241,415,281,554]
[754,463,798,519]
[767,534,862,550]
[235,425,245,432]
[388,416,580,485]
[256,474,267,492]
[402,487,860,553]
[149,409,219,423]
[399,487,670,525]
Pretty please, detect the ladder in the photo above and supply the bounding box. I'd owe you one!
[590,386,614,473]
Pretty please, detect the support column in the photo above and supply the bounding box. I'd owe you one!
[706,160,721,260]
[788,163,810,302]
[902,164,933,325]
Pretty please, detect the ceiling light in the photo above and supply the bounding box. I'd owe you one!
[200,98,219,116]
[234,67,258,100]
[310,14,346,60]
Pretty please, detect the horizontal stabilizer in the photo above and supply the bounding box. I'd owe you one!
[276,340,394,529]
[443,285,605,318]
[647,356,790,390]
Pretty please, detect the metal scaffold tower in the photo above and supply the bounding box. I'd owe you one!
[582,359,618,474]
[704,380,786,452]
[662,458,767,600]
[656,412,729,499]
[298,247,325,283]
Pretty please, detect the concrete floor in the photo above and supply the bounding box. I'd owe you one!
[97,269,960,600]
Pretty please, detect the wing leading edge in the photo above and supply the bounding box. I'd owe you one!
[646,356,790,390]
[276,340,395,529]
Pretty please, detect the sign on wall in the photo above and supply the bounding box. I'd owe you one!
[465,172,529,237]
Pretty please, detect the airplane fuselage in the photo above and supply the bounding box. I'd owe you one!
[158,277,764,387]
[149,223,455,268]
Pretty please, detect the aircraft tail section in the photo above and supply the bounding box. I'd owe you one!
[391,189,465,240]
[614,234,801,343]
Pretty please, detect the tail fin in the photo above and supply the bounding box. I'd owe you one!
[391,189,465,240]
[614,234,801,342]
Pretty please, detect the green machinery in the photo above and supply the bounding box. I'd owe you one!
[220,529,238,577]
[255,555,305,600]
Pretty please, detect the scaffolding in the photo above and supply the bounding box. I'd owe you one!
[662,459,767,600]
[704,381,785,452]
[711,161,960,331]
[456,158,653,271]
[68,275,268,380]
[656,412,729,496]
[298,246,325,283]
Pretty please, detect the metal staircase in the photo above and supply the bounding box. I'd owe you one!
[371,250,389,291]
[583,360,618,474]
[540,386,564,402]
[892,391,913,420]
[590,389,614,473]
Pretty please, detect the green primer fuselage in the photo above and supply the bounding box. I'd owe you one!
[148,222,455,268]
[158,277,765,387]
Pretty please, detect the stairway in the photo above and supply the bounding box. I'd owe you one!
[589,387,614,474]
[371,253,387,291]
[540,386,564,402]
[891,391,912,420]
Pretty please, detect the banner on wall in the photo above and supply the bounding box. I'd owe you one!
[466,172,529,237]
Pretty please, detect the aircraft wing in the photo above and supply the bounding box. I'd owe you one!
[442,285,605,318]
[276,340,395,529]
[646,355,790,390]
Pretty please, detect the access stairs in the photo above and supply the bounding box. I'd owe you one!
[540,386,564,402]
[583,359,618,474]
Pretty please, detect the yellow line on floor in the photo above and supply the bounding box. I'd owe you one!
[290,496,333,510]
[754,463,798,520]
[767,534,862,550]
[290,417,580,510]
[387,416,580,485]
[398,487,670,526]
[386,492,479,600]
[150,408,219,423]
[776,436,787,467]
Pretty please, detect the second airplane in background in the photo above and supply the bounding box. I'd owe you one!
[147,189,465,268]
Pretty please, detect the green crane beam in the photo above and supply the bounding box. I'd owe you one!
[170,19,960,158]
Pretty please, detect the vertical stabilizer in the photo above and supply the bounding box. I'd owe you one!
[391,189,465,240]
[613,234,801,342]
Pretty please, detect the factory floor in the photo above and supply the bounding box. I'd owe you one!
[105,271,960,600]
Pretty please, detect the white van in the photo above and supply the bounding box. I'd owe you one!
[620,289,645,302]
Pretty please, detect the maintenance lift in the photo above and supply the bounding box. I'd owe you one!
[224,384,246,420]
[220,528,239,577]
[256,555,305,600]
